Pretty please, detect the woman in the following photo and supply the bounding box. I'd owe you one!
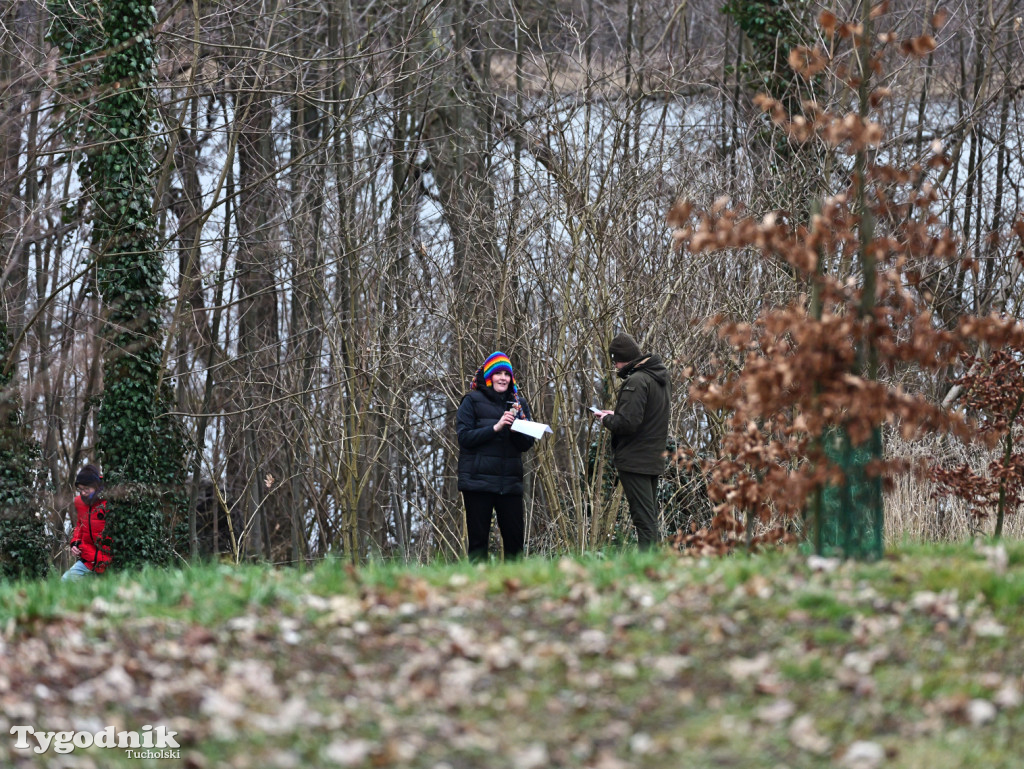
[457,351,535,561]
[62,464,111,580]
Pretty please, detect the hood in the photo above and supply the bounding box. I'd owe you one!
[619,354,669,386]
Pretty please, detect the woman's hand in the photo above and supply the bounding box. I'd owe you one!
[70,545,81,558]
[493,410,517,431]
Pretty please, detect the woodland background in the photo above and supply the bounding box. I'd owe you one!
[2,0,1023,571]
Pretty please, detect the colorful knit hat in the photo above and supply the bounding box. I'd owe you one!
[471,352,522,409]
[482,352,514,389]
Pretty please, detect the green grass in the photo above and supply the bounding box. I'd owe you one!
[2,541,1024,767]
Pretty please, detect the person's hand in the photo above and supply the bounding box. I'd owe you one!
[593,409,614,421]
[70,545,81,558]
[493,410,517,431]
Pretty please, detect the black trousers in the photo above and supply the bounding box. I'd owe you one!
[618,471,661,549]
[462,491,524,561]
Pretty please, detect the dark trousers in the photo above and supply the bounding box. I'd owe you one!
[618,471,661,549]
[462,491,524,561]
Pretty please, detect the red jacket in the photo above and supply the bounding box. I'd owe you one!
[71,493,111,573]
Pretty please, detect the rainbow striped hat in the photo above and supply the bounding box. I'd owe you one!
[482,352,514,388]
[472,351,517,394]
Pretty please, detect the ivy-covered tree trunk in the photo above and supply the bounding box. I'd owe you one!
[0,324,51,580]
[721,0,822,215]
[49,0,185,570]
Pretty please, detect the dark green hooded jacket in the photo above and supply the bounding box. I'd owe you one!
[602,355,671,475]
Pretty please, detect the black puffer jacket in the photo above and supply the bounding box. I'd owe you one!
[457,388,536,494]
[602,355,671,475]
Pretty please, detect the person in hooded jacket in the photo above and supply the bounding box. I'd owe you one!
[457,352,536,561]
[62,464,111,580]
[593,333,671,549]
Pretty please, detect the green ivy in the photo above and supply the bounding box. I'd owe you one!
[48,0,184,572]
[722,0,810,109]
[0,324,52,581]
[722,0,824,214]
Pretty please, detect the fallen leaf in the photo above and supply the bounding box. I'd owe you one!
[511,742,548,769]
[994,684,1023,709]
[323,739,374,766]
[967,699,997,726]
[789,714,831,754]
[727,652,773,681]
[757,698,796,724]
[840,740,885,769]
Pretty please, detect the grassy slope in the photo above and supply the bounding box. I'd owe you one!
[1,543,1023,768]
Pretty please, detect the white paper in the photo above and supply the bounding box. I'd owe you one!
[510,419,553,440]
[589,405,603,414]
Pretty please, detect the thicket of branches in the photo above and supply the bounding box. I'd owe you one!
[2,0,1023,571]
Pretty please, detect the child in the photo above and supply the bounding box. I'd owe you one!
[61,464,111,580]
